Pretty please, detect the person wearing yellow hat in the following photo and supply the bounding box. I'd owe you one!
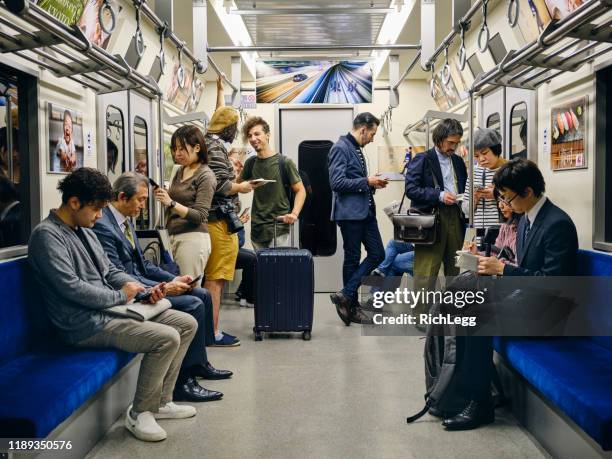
[204,105,259,347]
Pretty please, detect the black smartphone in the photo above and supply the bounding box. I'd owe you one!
[148,177,160,189]
[188,274,203,287]
[135,289,152,302]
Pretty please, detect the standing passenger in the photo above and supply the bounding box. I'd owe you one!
[328,112,387,326]
[404,118,467,322]
[205,107,254,346]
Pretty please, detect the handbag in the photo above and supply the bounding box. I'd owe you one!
[392,160,440,245]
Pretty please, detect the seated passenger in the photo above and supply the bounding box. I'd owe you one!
[93,172,232,403]
[371,240,415,278]
[235,219,256,307]
[28,168,197,442]
[442,159,578,432]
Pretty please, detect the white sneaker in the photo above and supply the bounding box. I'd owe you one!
[155,402,197,420]
[125,405,167,442]
[240,299,254,308]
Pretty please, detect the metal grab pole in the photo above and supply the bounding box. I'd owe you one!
[207,55,238,92]
[468,90,475,226]
[392,50,422,91]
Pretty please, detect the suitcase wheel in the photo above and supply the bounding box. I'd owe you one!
[302,330,311,341]
[254,331,263,341]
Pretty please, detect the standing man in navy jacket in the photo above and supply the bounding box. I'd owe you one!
[328,113,388,325]
[405,119,467,317]
[93,172,232,404]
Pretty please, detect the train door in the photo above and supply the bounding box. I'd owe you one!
[505,88,537,162]
[479,87,505,141]
[278,106,355,293]
[97,90,155,230]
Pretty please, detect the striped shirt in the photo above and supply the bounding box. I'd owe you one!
[205,134,239,222]
[462,164,500,233]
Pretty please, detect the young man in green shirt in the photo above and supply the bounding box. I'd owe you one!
[238,117,306,249]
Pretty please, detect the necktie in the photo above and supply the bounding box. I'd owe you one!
[124,221,135,249]
[523,217,531,248]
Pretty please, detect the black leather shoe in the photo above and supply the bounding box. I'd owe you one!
[349,307,374,325]
[330,292,351,326]
[192,362,233,380]
[442,400,494,431]
[359,297,382,313]
[173,377,223,402]
[428,406,458,419]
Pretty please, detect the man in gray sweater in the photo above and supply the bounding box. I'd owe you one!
[28,168,198,442]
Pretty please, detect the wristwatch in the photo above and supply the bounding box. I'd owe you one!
[169,200,177,209]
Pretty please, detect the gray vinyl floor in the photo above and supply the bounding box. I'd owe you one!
[86,294,549,459]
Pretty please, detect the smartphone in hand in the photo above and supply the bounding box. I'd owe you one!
[149,177,160,189]
[188,274,203,288]
[135,288,153,302]
[239,207,251,218]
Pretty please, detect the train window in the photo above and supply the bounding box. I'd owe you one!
[488,34,508,65]
[133,116,149,228]
[106,106,125,184]
[486,113,501,134]
[0,72,27,250]
[510,103,528,160]
[467,54,485,80]
[594,65,612,250]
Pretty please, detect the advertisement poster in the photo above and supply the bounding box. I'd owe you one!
[164,57,205,112]
[36,0,85,25]
[544,0,584,19]
[78,0,120,49]
[48,103,84,174]
[256,60,373,104]
[516,0,552,42]
[550,97,587,171]
[430,73,450,111]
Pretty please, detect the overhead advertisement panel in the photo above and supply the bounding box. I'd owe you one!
[256,60,373,104]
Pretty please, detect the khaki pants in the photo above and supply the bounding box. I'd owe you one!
[75,309,197,413]
[170,232,212,279]
[413,205,464,316]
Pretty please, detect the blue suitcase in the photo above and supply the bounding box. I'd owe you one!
[253,222,314,341]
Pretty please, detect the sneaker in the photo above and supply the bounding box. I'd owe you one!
[240,299,254,308]
[125,406,167,442]
[154,402,197,420]
[370,268,386,278]
[211,333,241,347]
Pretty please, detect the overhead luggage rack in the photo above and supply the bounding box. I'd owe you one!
[473,0,612,95]
[403,110,468,148]
[0,0,236,96]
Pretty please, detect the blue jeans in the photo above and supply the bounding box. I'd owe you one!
[337,213,385,302]
[377,240,415,277]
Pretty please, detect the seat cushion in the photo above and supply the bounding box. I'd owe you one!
[495,337,612,450]
[577,249,612,276]
[0,349,135,438]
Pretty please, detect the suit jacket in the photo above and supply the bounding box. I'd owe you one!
[28,211,134,344]
[328,135,373,221]
[504,198,578,276]
[404,148,468,211]
[93,207,175,287]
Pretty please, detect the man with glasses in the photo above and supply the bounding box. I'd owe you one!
[404,118,468,322]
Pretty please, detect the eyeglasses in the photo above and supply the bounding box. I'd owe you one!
[499,193,518,205]
[444,140,460,148]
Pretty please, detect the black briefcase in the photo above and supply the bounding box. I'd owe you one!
[393,208,439,245]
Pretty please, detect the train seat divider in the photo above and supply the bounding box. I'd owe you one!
[494,249,612,451]
[0,257,136,438]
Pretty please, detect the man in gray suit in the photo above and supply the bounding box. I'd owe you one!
[28,168,198,443]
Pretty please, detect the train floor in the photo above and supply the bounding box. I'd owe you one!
[86,293,549,459]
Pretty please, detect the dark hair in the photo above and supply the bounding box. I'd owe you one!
[493,158,545,198]
[490,144,502,156]
[170,125,208,164]
[107,138,119,173]
[0,175,18,203]
[112,172,149,201]
[219,123,238,144]
[519,119,527,143]
[242,116,270,143]
[432,119,464,146]
[493,187,521,224]
[57,167,112,206]
[353,112,380,130]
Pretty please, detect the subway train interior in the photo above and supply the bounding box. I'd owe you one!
[1,0,612,458]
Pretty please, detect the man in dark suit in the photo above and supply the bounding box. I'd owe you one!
[405,119,468,321]
[328,112,388,325]
[93,172,232,404]
[442,159,578,431]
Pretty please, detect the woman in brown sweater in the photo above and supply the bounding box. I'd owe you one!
[154,125,217,282]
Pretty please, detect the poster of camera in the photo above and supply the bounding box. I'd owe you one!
[48,103,84,174]
[36,0,119,49]
[550,97,587,171]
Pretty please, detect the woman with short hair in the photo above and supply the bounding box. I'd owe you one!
[154,125,216,282]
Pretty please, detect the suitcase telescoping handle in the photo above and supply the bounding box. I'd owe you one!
[273,216,295,248]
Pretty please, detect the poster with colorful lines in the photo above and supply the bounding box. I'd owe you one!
[256,60,373,104]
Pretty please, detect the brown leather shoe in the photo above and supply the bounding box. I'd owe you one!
[330,292,351,326]
[349,307,374,324]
